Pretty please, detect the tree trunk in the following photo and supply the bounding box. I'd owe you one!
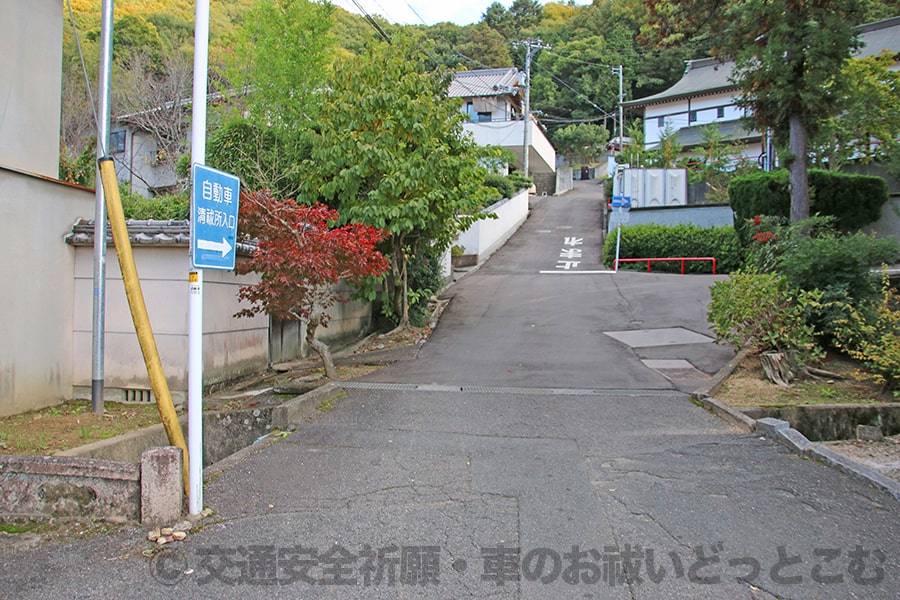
[390,237,410,328]
[759,350,796,387]
[305,312,337,379]
[788,113,809,222]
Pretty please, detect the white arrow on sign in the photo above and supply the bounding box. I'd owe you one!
[197,237,233,257]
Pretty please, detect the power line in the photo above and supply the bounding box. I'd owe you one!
[349,0,392,43]
[530,58,615,119]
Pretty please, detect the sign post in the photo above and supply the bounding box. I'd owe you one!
[188,163,239,515]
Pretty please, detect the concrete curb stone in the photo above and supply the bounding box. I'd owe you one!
[693,350,900,502]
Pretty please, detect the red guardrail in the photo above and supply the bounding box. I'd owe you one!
[614,257,717,275]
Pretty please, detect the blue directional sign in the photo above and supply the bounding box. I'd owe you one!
[611,195,631,208]
[191,164,240,270]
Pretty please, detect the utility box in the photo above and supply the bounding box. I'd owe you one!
[613,167,687,208]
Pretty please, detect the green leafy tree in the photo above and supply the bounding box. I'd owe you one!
[207,121,308,200]
[301,37,499,327]
[687,124,756,203]
[644,0,864,222]
[651,125,683,168]
[223,0,336,134]
[483,0,544,39]
[811,50,900,170]
[457,24,513,68]
[551,123,610,165]
[210,0,337,197]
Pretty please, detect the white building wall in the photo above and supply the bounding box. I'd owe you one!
[0,172,95,417]
[644,91,741,145]
[0,0,63,178]
[71,246,269,405]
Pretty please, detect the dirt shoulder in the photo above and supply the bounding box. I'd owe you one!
[0,325,433,457]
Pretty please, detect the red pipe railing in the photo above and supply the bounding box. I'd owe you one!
[614,257,717,275]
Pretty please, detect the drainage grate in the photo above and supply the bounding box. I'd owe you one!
[122,388,154,404]
[339,381,675,398]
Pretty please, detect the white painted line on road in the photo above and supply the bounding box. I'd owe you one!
[539,270,616,274]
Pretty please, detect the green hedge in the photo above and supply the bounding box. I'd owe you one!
[120,188,190,220]
[602,223,743,273]
[728,169,888,234]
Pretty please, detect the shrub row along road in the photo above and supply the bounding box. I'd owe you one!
[3,180,897,599]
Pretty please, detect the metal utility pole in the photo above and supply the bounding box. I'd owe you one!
[188,0,211,516]
[514,39,550,178]
[610,65,624,153]
[92,0,114,414]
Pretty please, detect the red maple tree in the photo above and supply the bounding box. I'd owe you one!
[235,190,390,378]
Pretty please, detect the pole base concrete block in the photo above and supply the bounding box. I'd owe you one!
[141,446,183,527]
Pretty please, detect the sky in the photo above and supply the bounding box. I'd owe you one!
[330,0,583,27]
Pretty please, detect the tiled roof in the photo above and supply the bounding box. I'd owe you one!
[673,119,761,149]
[855,16,900,59]
[625,16,900,110]
[65,218,255,255]
[623,58,736,109]
[448,68,521,99]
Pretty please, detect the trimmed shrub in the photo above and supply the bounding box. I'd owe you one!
[120,186,190,220]
[743,215,900,344]
[602,223,743,273]
[482,172,532,206]
[728,169,889,236]
[708,270,822,361]
[809,170,889,229]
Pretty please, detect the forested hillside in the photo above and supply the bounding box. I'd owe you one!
[60,0,897,183]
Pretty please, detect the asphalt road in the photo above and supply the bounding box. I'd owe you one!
[2,180,898,599]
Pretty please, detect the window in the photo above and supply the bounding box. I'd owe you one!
[657,116,666,127]
[476,112,492,122]
[717,107,725,119]
[689,111,698,123]
[110,130,126,154]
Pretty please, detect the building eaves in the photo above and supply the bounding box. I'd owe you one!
[65,218,255,255]
[625,16,899,111]
[855,16,900,59]
[623,58,736,110]
[674,119,761,149]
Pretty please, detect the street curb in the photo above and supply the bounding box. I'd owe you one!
[692,352,900,502]
[691,349,755,433]
[205,383,345,481]
[271,383,345,430]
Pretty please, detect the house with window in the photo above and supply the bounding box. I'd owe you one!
[622,16,900,169]
[449,68,557,194]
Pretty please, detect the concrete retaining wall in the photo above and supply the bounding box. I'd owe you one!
[456,189,529,264]
[742,404,900,442]
[2,385,344,523]
[0,447,182,525]
[608,203,735,231]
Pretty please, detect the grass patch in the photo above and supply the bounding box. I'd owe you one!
[714,352,894,408]
[0,400,162,456]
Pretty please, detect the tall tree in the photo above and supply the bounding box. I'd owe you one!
[223,0,336,133]
[551,123,610,165]
[644,0,863,222]
[210,0,337,196]
[236,192,389,378]
[810,50,900,171]
[302,37,499,327]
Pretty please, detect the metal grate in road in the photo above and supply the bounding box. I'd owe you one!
[339,381,676,398]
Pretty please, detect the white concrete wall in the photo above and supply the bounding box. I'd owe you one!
[0,0,63,178]
[0,170,95,417]
[643,91,739,146]
[71,246,269,405]
[457,189,529,263]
